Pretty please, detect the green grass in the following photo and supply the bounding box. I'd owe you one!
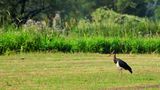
[0,30,160,54]
[0,53,160,90]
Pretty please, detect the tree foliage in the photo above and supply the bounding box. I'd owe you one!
[0,0,159,26]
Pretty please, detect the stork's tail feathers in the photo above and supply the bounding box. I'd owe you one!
[128,68,133,74]
[129,69,132,74]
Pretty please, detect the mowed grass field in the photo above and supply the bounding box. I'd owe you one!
[0,53,160,90]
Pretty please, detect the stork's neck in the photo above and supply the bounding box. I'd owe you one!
[114,54,116,59]
[113,54,117,64]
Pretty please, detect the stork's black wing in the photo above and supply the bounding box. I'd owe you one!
[117,58,132,73]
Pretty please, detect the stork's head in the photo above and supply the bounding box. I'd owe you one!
[111,50,116,54]
[108,50,116,56]
[108,50,117,61]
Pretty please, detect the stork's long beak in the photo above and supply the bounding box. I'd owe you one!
[108,50,115,56]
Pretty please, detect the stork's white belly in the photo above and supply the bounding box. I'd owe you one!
[116,61,123,70]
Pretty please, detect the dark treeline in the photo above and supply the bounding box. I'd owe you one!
[0,0,160,26]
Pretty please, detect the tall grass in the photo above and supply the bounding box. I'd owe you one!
[0,30,160,55]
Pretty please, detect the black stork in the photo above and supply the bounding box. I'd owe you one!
[110,50,133,74]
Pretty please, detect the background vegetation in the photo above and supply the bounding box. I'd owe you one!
[0,0,160,26]
[0,29,160,55]
[0,0,160,54]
